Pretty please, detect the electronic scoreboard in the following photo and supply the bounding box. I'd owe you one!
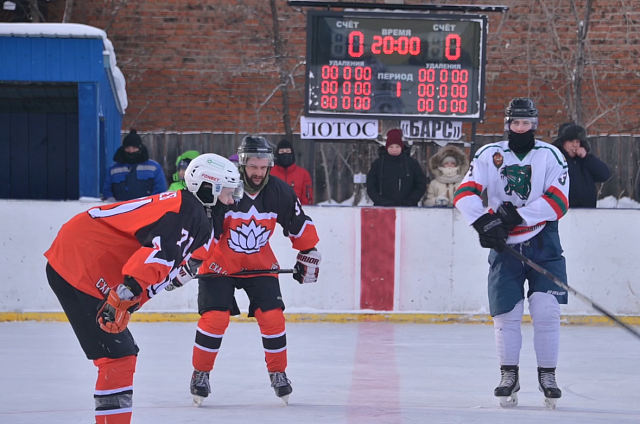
[305,11,487,121]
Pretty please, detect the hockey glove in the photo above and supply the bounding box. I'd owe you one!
[472,212,509,253]
[293,248,322,284]
[496,202,523,231]
[166,259,203,291]
[97,278,141,334]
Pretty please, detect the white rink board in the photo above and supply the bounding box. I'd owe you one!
[0,199,639,316]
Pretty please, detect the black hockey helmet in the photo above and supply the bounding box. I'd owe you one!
[504,98,538,131]
[237,135,274,166]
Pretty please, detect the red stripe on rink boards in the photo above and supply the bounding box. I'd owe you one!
[360,208,395,311]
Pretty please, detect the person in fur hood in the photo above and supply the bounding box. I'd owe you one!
[423,145,469,207]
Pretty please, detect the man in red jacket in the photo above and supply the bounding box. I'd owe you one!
[270,139,313,205]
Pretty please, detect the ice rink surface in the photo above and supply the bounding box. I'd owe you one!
[0,321,639,424]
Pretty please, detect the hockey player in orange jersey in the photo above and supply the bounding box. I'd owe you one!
[44,154,242,424]
[167,136,321,406]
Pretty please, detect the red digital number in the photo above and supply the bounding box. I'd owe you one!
[383,36,394,54]
[343,67,352,80]
[342,97,351,109]
[417,98,434,113]
[320,96,338,109]
[451,70,469,84]
[371,35,420,55]
[445,34,461,61]
[396,82,401,98]
[371,35,383,54]
[354,82,371,96]
[354,67,372,81]
[418,69,436,83]
[440,69,449,83]
[342,81,351,95]
[409,37,420,55]
[348,31,364,58]
[397,37,409,55]
[418,83,435,98]
[439,85,448,98]
[439,99,447,113]
[354,96,371,110]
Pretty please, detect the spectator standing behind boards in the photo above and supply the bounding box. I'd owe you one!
[103,129,167,201]
[228,154,240,168]
[366,129,427,207]
[552,124,610,208]
[270,139,314,205]
[423,145,469,207]
[169,150,200,191]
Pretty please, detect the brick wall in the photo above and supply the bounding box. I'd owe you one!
[10,0,640,138]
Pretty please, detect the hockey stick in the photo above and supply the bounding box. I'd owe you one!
[504,245,640,341]
[194,269,297,279]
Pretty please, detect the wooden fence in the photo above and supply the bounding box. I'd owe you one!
[132,131,640,205]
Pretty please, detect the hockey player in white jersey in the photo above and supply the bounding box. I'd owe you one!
[454,98,569,410]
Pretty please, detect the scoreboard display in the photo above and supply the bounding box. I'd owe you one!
[305,11,487,121]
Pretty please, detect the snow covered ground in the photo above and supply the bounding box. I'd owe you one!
[1,322,638,424]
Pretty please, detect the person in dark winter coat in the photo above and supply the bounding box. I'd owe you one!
[103,129,167,201]
[366,129,427,206]
[270,139,314,205]
[553,124,610,208]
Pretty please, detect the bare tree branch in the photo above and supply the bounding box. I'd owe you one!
[62,0,73,23]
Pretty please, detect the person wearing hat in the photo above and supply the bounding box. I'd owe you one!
[270,139,313,205]
[228,153,240,168]
[103,129,167,201]
[366,129,427,207]
[552,124,610,208]
[424,145,469,207]
[169,150,200,191]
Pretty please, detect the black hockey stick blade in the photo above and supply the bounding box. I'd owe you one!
[504,245,640,341]
[194,269,297,279]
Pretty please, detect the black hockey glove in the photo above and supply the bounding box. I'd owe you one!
[166,258,203,291]
[496,202,523,231]
[294,248,322,284]
[472,212,509,253]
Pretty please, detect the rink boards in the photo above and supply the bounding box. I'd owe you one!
[1,200,639,322]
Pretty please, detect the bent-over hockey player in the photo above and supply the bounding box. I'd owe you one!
[44,154,242,424]
[171,135,321,407]
[453,98,569,410]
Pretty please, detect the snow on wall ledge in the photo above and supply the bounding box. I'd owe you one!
[1,200,639,317]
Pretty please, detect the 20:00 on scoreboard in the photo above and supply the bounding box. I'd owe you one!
[305,11,487,121]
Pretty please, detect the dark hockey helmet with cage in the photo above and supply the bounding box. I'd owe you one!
[504,98,538,131]
[237,135,274,166]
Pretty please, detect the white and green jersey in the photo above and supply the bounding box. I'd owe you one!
[454,140,569,244]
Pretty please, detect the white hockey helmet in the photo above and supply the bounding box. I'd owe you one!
[184,154,243,206]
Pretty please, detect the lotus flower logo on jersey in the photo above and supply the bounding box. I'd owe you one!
[228,220,271,254]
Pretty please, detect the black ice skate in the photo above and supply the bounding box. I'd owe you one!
[190,369,211,407]
[269,371,293,405]
[494,365,520,408]
[538,367,561,410]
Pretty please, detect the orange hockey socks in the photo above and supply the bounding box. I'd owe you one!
[192,310,230,372]
[255,308,287,373]
[93,355,136,424]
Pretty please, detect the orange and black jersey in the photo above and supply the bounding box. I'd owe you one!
[193,176,319,276]
[45,190,213,302]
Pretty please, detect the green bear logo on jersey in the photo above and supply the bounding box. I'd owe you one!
[501,165,532,200]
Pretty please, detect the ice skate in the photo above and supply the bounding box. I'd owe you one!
[190,369,211,407]
[494,365,520,408]
[538,367,561,410]
[269,371,293,405]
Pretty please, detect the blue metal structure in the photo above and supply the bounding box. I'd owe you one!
[0,25,124,199]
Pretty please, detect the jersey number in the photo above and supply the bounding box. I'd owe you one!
[88,198,153,218]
